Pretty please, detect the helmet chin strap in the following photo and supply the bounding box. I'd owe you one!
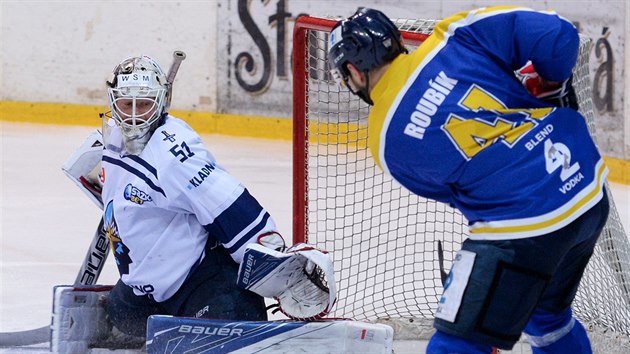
[347,70,374,106]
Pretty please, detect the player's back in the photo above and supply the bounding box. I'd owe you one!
[368,6,607,240]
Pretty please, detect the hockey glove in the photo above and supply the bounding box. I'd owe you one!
[515,62,579,111]
[236,243,337,321]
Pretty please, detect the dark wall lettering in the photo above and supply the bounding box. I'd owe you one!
[235,0,272,94]
[593,27,614,113]
[235,0,310,93]
[269,0,292,78]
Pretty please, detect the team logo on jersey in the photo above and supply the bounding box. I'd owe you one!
[104,201,133,275]
[161,130,176,142]
[124,183,153,205]
[187,162,217,189]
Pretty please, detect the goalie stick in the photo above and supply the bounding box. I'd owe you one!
[0,50,187,348]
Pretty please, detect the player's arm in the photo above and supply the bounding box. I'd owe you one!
[199,186,285,262]
[510,9,579,109]
[196,186,337,320]
[458,7,579,107]
[161,131,286,262]
[461,7,579,79]
[453,7,578,80]
[513,12,578,82]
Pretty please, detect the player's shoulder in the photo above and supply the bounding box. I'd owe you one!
[146,115,213,170]
[154,115,200,143]
[150,116,205,153]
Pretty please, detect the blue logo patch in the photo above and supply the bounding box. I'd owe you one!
[124,184,153,205]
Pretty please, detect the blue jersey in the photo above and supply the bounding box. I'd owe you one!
[101,115,278,301]
[369,6,607,240]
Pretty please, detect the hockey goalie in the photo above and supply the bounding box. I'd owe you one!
[52,52,392,354]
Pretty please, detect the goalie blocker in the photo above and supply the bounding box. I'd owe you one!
[236,243,337,320]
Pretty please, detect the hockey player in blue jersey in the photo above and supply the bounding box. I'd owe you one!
[328,6,609,353]
[99,55,285,339]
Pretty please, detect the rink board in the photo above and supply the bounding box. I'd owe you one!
[146,316,394,354]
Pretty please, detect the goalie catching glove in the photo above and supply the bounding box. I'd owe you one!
[236,242,337,321]
[515,62,579,111]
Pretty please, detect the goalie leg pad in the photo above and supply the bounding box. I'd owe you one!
[146,316,394,354]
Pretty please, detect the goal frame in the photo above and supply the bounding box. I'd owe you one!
[292,16,429,241]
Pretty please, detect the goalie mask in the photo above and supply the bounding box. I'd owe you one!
[327,8,406,105]
[105,56,169,155]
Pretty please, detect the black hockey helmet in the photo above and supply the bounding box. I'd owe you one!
[327,8,405,104]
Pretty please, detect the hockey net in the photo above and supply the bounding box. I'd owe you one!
[292,16,630,352]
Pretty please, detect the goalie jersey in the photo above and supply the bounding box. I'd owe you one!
[101,116,278,302]
[369,6,607,240]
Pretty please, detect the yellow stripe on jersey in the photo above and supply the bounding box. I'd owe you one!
[474,6,556,16]
[368,9,470,171]
[469,160,608,239]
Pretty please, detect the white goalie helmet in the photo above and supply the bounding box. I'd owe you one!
[105,55,170,155]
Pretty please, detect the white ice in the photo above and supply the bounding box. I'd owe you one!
[1,122,628,352]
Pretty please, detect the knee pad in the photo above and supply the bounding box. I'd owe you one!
[427,330,493,354]
[524,308,592,354]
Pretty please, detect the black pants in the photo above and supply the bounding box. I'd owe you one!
[106,245,267,337]
[434,190,610,349]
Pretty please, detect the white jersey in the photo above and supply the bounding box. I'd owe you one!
[101,115,278,302]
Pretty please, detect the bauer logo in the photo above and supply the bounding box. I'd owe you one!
[241,253,255,285]
[124,184,153,205]
[178,325,243,336]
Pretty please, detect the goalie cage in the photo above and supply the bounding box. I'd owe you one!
[292,15,630,353]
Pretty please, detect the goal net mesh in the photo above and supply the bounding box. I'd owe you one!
[292,16,630,352]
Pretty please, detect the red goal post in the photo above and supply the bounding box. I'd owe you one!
[292,14,630,351]
[292,16,429,231]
